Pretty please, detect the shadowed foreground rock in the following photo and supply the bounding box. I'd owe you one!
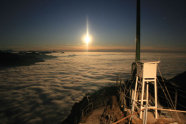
[62,71,186,124]
[62,86,119,124]
[100,96,123,124]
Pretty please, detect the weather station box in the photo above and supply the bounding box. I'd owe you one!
[136,61,160,79]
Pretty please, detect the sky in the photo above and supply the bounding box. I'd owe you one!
[0,0,186,51]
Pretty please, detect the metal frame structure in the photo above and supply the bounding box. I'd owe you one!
[131,61,159,120]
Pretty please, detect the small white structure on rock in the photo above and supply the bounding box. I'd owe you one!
[131,61,160,120]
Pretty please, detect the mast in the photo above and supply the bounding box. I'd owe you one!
[136,0,140,62]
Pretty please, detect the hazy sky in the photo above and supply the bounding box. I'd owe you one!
[0,0,186,51]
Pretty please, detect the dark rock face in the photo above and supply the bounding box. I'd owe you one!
[100,96,124,124]
[62,97,87,124]
[169,71,186,110]
[156,71,186,111]
[169,71,186,89]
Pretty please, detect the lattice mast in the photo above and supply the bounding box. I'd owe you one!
[136,0,140,62]
[131,0,159,122]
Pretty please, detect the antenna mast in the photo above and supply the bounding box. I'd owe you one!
[136,0,140,61]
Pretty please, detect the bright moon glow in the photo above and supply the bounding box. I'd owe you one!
[82,19,92,46]
[83,34,92,44]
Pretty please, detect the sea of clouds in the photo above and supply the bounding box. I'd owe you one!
[0,52,185,123]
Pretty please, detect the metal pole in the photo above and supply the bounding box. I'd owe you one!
[154,79,158,119]
[132,76,139,113]
[136,0,140,62]
[175,89,178,109]
[140,79,145,119]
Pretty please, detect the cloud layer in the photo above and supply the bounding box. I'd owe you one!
[0,52,185,123]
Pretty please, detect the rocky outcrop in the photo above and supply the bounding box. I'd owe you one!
[100,96,124,124]
[62,86,119,124]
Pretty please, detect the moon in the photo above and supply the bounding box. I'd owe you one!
[83,34,92,44]
[82,19,92,45]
